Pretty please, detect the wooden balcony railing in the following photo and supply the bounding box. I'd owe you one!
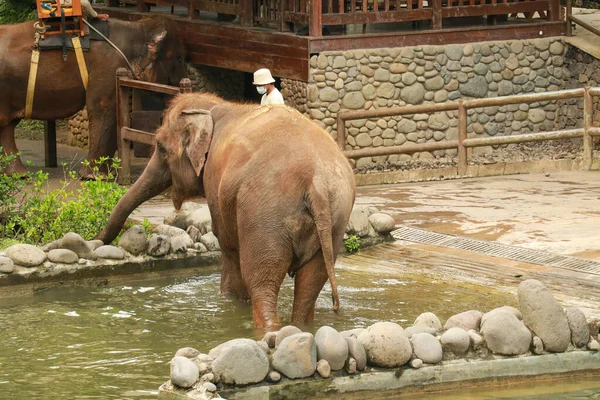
[111,0,561,36]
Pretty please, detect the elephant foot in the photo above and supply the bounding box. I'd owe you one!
[78,161,109,181]
[2,158,29,176]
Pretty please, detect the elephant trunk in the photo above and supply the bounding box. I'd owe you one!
[96,154,172,244]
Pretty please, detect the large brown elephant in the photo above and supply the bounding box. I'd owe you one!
[0,16,187,176]
[96,93,356,328]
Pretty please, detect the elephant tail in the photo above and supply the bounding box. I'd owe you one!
[307,185,340,313]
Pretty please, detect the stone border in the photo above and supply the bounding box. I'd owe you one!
[159,351,600,400]
[353,158,600,186]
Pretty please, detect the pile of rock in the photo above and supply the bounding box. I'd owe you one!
[67,108,89,148]
[160,279,600,400]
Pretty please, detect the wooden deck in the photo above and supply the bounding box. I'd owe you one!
[97,0,566,82]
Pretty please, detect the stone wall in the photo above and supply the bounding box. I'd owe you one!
[298,38,592,169]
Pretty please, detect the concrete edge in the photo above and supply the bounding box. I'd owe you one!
[354,158,600,186]
[175,351,600,400]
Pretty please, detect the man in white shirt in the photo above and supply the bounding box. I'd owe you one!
[253,68,284,106]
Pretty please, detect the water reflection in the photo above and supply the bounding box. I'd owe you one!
[0,255,588,399]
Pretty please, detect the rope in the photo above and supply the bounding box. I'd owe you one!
[83,19,138,78]
[32,21,50,50]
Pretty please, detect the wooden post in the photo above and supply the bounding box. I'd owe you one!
[136,0,146,12]
[549,0,560,21]
[116,68,133,184]
[179,78,193,93]
[240,0,254,26]
[309,0,322,36]
[583,87,593,171]
[432,0,442,30]
[44,120,57,168]
[188,0,196,19]
[566,0,572,36]
[457,100,467,176]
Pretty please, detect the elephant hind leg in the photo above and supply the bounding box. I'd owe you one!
[239,241,291,329]
[291,251,329,327]
[220,248,249,302]
[0,119,28,175]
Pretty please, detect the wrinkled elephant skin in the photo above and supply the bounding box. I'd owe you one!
[97,93,356,328]
[0,17,187,177]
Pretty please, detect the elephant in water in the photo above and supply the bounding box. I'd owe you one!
[0,16,187,177]
[96,93,356,328]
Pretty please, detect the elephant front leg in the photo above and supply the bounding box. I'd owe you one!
[80,97,117,179]
[291,251,330,326]
[0,120,28,175]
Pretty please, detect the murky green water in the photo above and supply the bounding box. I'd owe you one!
[0,253,594,399]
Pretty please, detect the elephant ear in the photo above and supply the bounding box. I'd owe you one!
[181,109,213,177]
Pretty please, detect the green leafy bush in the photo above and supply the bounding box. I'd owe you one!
[1,156,127,245]
[0,147,31,240]
[0,0,36,24]
[344,234,360,253]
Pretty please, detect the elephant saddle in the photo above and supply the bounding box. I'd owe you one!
[37,20,109,51]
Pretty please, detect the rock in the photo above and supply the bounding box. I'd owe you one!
[410,333,443,364]
[5,244,47,267]
[47,249,79,264]
[154,225,193,248]
[208,338,258,360]
[518,279,570,352]
[40,240,61,252]
[118,225,148,256]
[440,327,470,354]
[186,206,213,235]
[480,310,532,355]
[170,356,199,388]
[264,331,277,348]
[147,234,171,257]
[186,225,202,243]
[345,357,357,374]
[315,326,348,371]
[164,202,202,229]
[0,256,15,273]
[87,240,104,251]
[175,347,200,358]
[444,310,483,331]
[481,306,521,326]
[171,235,190,253]
[94,245,125,260]
[588,338,600,351]
[316,359,331,378]
[193,242,208,253]
[357,322,412,368]
[276,325,303,347]
[410,358,424,369]
[404,326,431,338]
[413,312,442,334]
[267,370,281,383]
[459,76,488,98]
[368,213,395,234]
[468,330,484,350]
[60,232,97,260]
[345,337,367,370]
[400,83,425,105]
[342,92,365,110]
[212,340,270,385]
[532,336,544,354]
[340,328,365,339]
[200,232,220,251]
[203,382,217,392]
[565,307,590,348]
[347,206,371,237]
[272,333,317,379]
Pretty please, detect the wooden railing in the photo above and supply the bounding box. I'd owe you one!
[337,87,599,175]
[110,0,560,35]
[115,68,192,184]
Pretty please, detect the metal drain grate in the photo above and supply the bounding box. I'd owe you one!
[391,226,600,275]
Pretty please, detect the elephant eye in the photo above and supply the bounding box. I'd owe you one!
[156,142,167,158]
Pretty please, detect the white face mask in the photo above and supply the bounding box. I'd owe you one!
[256,86,267,95]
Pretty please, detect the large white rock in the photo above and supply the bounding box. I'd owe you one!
[275,325,302,347]
[154,225,193,249]
[0,256,14,273]
[315,326,348,371]
[170,356,199,388]
[480,311,532,355]
[413,312,442,334]
[211,341,269,385]
[94,245,125,260]
[208,338,257,360]
[357,322,412,368]
[118,225,148,255]
[481,306,522,326]
[5,244,47,267]
[272,333,317,379]
[444,310,483,331]
[410,333,443,364]
[518,279,570,352]
[440,327,470,355]
[345,337,367,370]
[368,213,396,234]
[60,232,96,260]
[48,249,79,264]
[565,307,590,348]
[200,232,220,251]
[187,206,213,235]
[164,202,204,230]
[346,206,370,238]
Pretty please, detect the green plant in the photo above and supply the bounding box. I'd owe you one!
[344,234,360,253]
[0,0,36,24]
[140,218,153,238]
[16,120,44,135]
[5,157,127,245]
[0,147,32,239]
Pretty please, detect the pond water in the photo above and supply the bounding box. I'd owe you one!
[0,250,595,399]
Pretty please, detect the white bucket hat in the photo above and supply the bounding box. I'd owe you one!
[253,68,275,85]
